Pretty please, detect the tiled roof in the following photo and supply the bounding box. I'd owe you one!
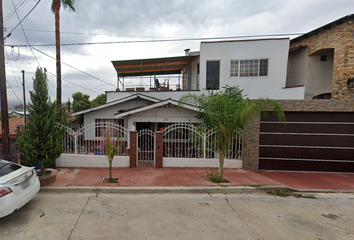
[0,118,25,136]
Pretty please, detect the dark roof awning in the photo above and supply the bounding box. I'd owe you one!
[111,55,199,77]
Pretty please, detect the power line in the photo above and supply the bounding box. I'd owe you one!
[47,71,101,95]
[4,0,27,24]
[8,58,23,99]
[32,47,116,88]
[4,28,193,39]
[11,0,41,67]
[4,0,41,40]
[8,30,354,48]
[7,33,305,47]
[6,79,22,105]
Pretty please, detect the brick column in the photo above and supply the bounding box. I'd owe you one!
[242,116,260,172]
[129,131,137,168]
[155,131,164,168]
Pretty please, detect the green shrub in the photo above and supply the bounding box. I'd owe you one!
[205,169,230,183]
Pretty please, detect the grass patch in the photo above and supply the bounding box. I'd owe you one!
[268,189,316,199]
[205,169,230,183]
[268,189,293,197]
[220,185,229,187]
[246,184,267,188]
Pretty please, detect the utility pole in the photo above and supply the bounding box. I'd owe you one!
[22,70,26,129]
[0,0,10,160]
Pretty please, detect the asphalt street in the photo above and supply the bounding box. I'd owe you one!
[1,192,353,240]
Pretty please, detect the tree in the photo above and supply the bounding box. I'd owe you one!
[51,0,76,107]
[72,91,90,124]
[178,85,285,181]
[91,93,107,108]
[16,68,67,174]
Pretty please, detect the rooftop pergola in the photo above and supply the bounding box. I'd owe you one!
[111,55,199,90]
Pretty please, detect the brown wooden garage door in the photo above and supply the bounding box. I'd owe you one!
[259,112,354,172]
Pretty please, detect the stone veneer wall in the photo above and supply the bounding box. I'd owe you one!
[290,16,354,99]
[242,100,354,172]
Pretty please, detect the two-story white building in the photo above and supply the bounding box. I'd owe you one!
[73,38,305,132]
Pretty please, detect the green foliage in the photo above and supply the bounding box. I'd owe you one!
[71,92,107,124]
[179,85,285,181]
[247,184,267,188]
[16,68,68,173]
[205,169,230,183]
[51,0,76,12]
[72,92,90,112]
[91,94,107,108]
[65,98,71,112]
[72,92,90,124]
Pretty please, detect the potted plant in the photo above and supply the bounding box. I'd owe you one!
[16,68,67,186]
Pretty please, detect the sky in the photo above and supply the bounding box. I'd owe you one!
[2,0,354,105]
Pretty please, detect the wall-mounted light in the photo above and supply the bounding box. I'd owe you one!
[348,77,354,88]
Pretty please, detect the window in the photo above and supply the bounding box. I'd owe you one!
[95,119,124,137]
[230,59,268,78]
[206,61,220,90]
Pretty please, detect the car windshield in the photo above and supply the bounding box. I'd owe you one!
[0,162,22,177]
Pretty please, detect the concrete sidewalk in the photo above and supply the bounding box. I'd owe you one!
[42,167,354,192]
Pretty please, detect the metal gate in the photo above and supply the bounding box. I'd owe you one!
[137,129,155,167]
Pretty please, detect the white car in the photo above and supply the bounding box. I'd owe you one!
[0,159,40,218]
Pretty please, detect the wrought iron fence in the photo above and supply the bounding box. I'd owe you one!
[63,122,129,156]
[163,123,242,160]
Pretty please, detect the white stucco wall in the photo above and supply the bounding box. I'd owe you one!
[280,86,305,99]
[286,47,334,99]
[127,106,202,127]
[190,56,200,90]
[164,158,242,168]
[286,47,308,87]
[305,50,334,99]
[199,39,291,99]
[84,98,150,124]
[56,154,130,168]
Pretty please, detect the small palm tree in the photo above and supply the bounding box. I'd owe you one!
[51,0,75,107]
[179,85,285,181]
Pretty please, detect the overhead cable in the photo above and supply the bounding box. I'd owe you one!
[11,0,41,67]
[47,71,101,95]
[32,47,116,87]
[6,33,305,47]
[4,0,42,40]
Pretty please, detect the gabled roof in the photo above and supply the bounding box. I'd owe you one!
[291,14,354,43]
[201,38,289,44]
[112,55,199,77]
[71,93,161,116]
[114,98,200,118]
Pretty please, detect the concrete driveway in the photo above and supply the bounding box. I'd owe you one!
[1,192,353,240]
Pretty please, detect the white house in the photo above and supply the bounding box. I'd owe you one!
[73,38,307,132]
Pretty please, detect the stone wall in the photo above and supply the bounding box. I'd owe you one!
[290,15,354,99]
[242,99,354,172]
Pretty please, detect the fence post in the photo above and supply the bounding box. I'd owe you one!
[74,135,78,155]
[155,131,164,168]
[129,131,137,168]
[203,132,206,159]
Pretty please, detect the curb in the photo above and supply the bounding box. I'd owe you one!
[39,185,291,194]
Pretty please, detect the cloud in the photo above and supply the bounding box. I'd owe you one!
[3,0,354,104]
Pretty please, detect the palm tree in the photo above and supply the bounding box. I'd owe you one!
[178,85,285,181]
[51,0,75,107]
